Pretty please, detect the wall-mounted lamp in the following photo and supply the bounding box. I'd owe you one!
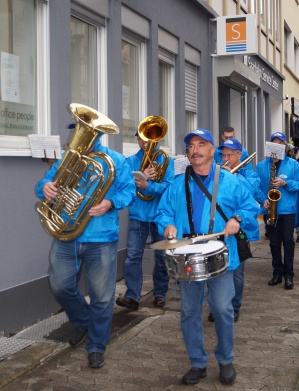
[283,94,289,101]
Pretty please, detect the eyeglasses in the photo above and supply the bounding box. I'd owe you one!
[222,153,239,158]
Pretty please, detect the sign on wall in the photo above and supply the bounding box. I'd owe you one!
[217,14,258,56]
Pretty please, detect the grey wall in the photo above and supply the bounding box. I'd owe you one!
[0,0,215,335]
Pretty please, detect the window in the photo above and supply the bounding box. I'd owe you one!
[294,39,299,77]
[284,25,291,67]
[158,48,174,153]
[71,17,98,108]
[268,0,273,36]
[249,0,257,13]
[185,62,197,133]
[275,0,280,44]
[260,0,266,28]
[0,0,49,154]
[122,34,146,145]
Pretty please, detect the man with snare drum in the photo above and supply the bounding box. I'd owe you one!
[155,129,259,386]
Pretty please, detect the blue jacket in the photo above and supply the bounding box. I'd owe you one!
[127,148,174,222]
[155,162,260,271]
[235,168,264,241]
[255,156,299,215]
[36,141,136,242]
[214,146,252,170]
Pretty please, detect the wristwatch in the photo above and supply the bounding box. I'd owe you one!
[108,200,115,211]
[232,215,242,223]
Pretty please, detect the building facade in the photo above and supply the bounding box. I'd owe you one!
[281,0,299,147]
[205,0,284,160]
[0,0,217,334]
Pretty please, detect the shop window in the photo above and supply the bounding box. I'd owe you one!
[122,34,146,145]
[0,0,49,154]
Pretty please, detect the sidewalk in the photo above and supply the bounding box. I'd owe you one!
[1,231,299,390]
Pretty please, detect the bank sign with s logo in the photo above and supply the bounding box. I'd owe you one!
[217,14,257,56]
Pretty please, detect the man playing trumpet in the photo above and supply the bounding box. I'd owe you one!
[208,138,264,323]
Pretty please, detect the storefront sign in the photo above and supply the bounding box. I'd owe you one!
[217,14,258,56]
[246,56,279,91]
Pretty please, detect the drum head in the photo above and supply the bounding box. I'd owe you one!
[166,240,224,255]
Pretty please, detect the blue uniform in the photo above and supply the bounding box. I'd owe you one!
[36,141,136,242]
[127,148,174,221]
[35,139,136,357]
[156,161,259,271]
[255,155,299,281]
[121,148,174,302]
[255,156,299,215]
[155,161,259,369]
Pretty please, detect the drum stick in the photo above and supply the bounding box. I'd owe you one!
[191,231,226,243]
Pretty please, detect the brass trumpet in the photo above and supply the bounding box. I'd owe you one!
[230,152,257,174]
[137,115,169,201]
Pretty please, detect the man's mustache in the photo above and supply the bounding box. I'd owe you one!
[191,153,203,159]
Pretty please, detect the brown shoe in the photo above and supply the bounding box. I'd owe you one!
[116,296,139,310]
[154,296,165,307]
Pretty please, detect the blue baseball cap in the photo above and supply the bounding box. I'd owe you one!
[184,128,215,149]
[218,138,242,152]
[271,132,286,142]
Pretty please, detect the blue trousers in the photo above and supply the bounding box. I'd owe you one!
[123,219,169,302]
[49,239,118,354]
[232,261,245,311]
[180,271,235,368]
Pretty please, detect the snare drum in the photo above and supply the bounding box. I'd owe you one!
[165,240,228,281]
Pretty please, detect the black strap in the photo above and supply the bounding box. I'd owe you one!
[208,164,220,233]
[189,166,229,223]
[185,165,196,237]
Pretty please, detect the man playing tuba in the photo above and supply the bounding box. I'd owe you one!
[35,104,136,369]
[255,132,299,290]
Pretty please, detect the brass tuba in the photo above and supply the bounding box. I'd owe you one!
[137,115,169,201]
[267,157,281,226]
[35,103,119,241]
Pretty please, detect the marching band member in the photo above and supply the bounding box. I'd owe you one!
[255,132,299,290]
[155,128,259,386]
[214,126,252,169]
[116,130,174,310]
[207,138,263,323]
[35,115,136,369]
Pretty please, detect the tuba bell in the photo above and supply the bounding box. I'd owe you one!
[35,103,119,241]
[137,115,169,201]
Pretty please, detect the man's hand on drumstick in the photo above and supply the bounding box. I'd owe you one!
[164,224,177,239]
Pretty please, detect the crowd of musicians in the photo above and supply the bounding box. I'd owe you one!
[35,106,299,385]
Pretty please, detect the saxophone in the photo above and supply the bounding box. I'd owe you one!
[267,158,281,226]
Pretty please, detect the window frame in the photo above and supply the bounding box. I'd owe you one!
[122,31,147,157]
[0,0,50,156]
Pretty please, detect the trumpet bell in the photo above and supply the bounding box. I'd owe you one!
[138,115,168,142]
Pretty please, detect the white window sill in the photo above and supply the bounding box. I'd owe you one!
[0,148,32,157]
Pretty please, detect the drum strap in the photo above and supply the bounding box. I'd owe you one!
[185,164,220,236]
